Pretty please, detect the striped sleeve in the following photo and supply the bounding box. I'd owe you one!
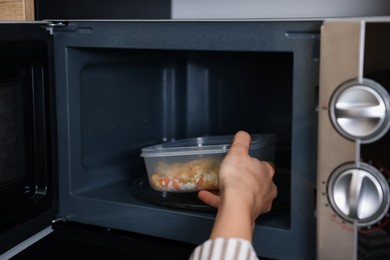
[189,238,259,260]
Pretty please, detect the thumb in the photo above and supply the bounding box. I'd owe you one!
[198,190,220,208]
[228,131,251,156]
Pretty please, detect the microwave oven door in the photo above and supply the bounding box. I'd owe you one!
[0,23,58,258]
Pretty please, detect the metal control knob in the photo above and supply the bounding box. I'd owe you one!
[330,79,390,143]
[328,163,390,227]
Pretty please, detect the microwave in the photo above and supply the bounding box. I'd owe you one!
[0,18,389,259]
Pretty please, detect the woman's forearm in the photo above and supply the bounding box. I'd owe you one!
[209,191,255,241]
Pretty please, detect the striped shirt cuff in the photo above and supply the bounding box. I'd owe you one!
[189,238,258,260]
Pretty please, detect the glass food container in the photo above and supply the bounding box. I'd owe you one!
[141,134,277,192]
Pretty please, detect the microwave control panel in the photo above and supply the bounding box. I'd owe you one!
[327,78,390,228]
[317,19,390,260]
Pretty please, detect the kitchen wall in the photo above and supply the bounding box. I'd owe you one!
[172,0,390,19]
[0,0,34,20]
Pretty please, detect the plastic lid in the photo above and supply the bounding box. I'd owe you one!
[140,134,276,157]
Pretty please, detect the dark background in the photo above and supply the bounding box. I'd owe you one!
[34,0,171,20]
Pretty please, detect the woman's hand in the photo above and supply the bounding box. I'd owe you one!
[197,131,277,241]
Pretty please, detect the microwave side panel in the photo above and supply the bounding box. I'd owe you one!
[317,20,360,260]
[52,20,321,259]
[0,23,58,256]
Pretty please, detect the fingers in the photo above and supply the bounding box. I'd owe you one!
[265,161,276,171]
[198,190,220,208]
[228,131,251,156]
[262,160,276,178]
[264,183,278,213]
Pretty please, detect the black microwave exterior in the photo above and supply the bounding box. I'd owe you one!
[0,20,322,259]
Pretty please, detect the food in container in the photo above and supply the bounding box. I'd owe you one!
[140,134,276,192]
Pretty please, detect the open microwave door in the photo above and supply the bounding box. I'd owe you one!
[0,22,58,258]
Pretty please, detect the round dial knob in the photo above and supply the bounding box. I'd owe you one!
[329,79,390,143]
[328,163,390,227]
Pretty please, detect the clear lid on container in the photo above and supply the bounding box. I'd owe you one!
[140,134,276,157]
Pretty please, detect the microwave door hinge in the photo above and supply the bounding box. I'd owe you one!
[52,217,67,224]
[43,22,67,35]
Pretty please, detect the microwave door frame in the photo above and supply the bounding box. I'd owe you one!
[1,227,53,259]
[0,22,58,258]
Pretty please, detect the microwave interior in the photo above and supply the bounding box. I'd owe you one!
[1,20,321,259]
[65,48,294,220]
